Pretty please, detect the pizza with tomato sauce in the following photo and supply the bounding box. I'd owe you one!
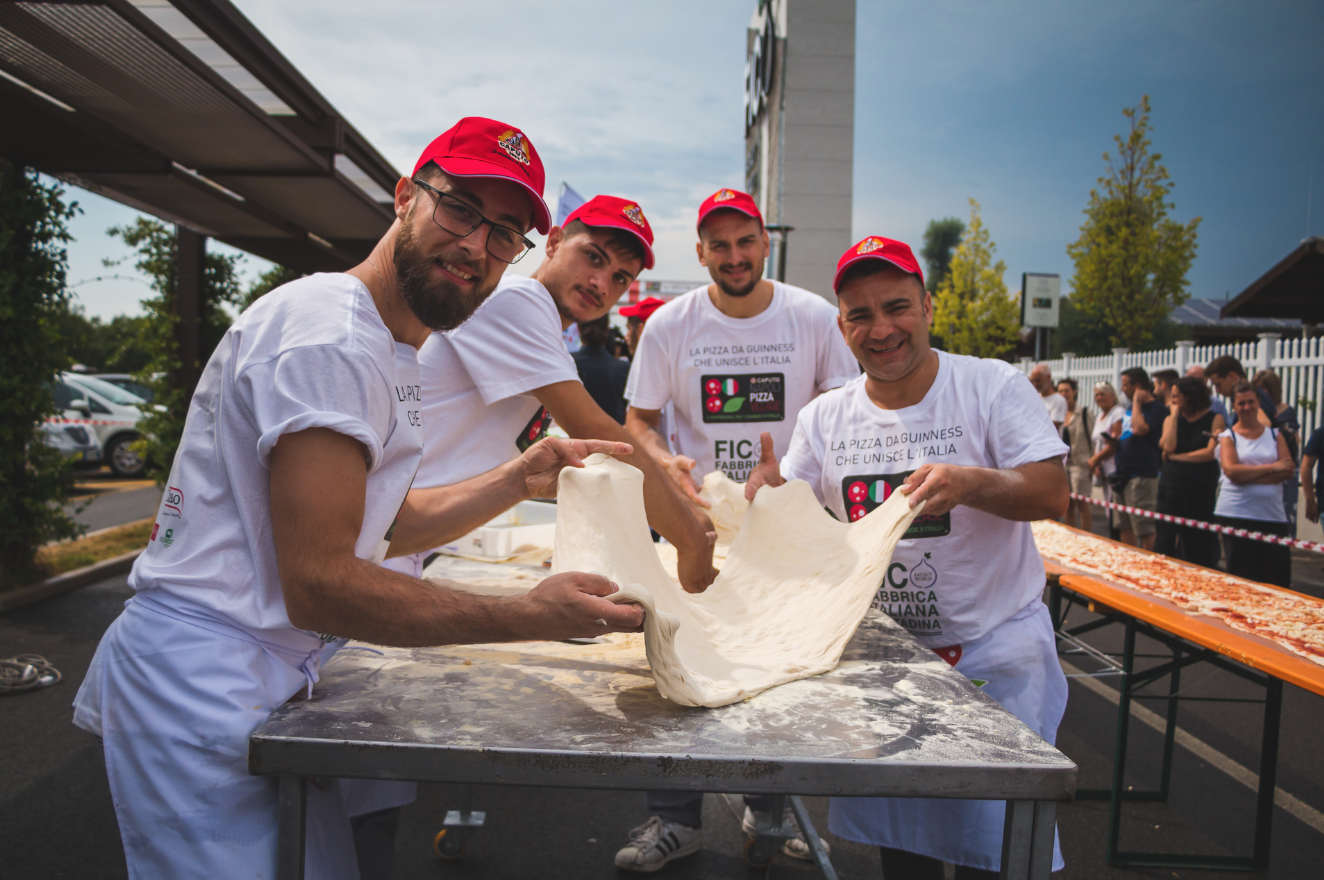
[1032,521,1324,666]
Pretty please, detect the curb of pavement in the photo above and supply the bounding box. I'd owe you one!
[0,550,142,613]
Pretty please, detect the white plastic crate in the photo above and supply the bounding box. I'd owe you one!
[438,500,557,559]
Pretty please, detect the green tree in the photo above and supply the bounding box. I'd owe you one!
[920,217,965,293]
[108,219,242,482]
[53,304,151,372]
[0,161,83,587]
[931,199,1020,359]
[242,264,302,310]
[1066,96,1201,350]
[1050,295,1192,358]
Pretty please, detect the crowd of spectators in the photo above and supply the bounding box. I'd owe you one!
[1039,354,1307,586]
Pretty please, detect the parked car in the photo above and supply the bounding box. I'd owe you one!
[91,373,156,403]
[53,372,148,477]
[38,419,103,468]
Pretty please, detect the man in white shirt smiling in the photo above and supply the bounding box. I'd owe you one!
[1030,364,1068,430]
[392,195,718,592]
[613,188,855,872]
[745,236,1070,879]
[73,118,645,880]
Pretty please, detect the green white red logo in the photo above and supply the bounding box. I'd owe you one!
[700,374,784,423]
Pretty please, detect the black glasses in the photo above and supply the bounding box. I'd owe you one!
[411,178,536,264]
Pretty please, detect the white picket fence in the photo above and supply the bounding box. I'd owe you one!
[1019,333,1324,436]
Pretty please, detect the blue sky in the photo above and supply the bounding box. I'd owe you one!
[61,0,1322,321]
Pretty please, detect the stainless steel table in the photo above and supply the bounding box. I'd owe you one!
[249,609,1075,879]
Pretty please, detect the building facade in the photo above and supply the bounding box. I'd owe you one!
[745,0,855,300]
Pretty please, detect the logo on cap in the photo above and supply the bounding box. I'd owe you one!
[496,129,531,166]
[621,204,647,229]
[857,237,886,255]
[713,189,736,202]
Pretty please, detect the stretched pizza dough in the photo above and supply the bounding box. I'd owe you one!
[553,454,919,707]
[698,470,748,546]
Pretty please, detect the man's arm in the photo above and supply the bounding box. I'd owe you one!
[1130,391,1154,435]
[388,436,633,557]
[269,428,643,646]
[539,382,717,593]
[1302,453,1319,523]
[624,405,708,508]
[901,458,1070,521]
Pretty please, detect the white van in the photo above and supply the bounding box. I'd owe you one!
[53,373,148,477]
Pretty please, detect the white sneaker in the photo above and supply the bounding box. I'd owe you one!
[613,815,702,873]
[741,805,831,862]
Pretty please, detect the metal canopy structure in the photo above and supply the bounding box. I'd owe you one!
[1221,236,1324,323]
[0,0,399,274]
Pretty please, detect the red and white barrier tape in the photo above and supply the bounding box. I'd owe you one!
[1070,492,1324,554]
[47,418,136,427]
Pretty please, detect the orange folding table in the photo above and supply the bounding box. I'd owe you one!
[1042,526,1324,871]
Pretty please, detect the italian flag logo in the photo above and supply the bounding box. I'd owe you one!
[722,378,738,396]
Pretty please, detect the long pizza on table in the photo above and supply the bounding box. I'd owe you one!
[1032,521,1324,667]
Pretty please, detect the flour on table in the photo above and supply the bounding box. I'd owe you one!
[553,454,919,708]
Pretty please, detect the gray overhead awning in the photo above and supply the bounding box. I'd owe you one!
[0,0,398,273]
[1221,237,1324,323]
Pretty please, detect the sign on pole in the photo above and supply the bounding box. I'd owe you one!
[1021,273,1061,328]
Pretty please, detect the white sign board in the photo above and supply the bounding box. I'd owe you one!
[1021,273,1061,328]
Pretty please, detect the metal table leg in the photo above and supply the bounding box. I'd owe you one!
[1000,799,1056,880]
[1252,677,1283,870]
[741,794,839,879]
[277,775,306,880]
[789,795,839,880]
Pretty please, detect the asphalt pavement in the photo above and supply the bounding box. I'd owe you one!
[66,470,161,532]
[4,564,1322,879]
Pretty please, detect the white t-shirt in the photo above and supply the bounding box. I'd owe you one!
[1215,428,1287,522]
[1042,391,1067,425]
[624,282,857,482]
[412,274,580,489]
[780,351,1069,648]
[127,274,423,653]
[1092,404,1126,477]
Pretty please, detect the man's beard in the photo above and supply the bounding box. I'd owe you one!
[714,261,761,298]
[392,220,491,331]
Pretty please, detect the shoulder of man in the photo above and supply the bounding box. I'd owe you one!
[775,281,838,314]
[451,273,558,336]
[648,287,705,325]
[797,374,857,427]
[235,272,394,364]
[941,350,1026,390]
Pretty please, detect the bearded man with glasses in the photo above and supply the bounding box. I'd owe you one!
[385,193,719,595]
[73,117,645,880]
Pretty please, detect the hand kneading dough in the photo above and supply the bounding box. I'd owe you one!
[553,454,920,707]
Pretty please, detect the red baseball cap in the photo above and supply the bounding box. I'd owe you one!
[833,236,926,294]
[563,195,655,270]
[696,188,763,233]
[412,117,551,234]
[619,296,666,322]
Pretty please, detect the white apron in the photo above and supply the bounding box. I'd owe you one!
[76,592,364,880]
[828,601,1068,872]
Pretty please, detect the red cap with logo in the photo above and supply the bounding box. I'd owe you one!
[412,117,551,234]
[563,195,656,270]
[619,296,666,322]
[833,236,926,294]
[696,188,763,232]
